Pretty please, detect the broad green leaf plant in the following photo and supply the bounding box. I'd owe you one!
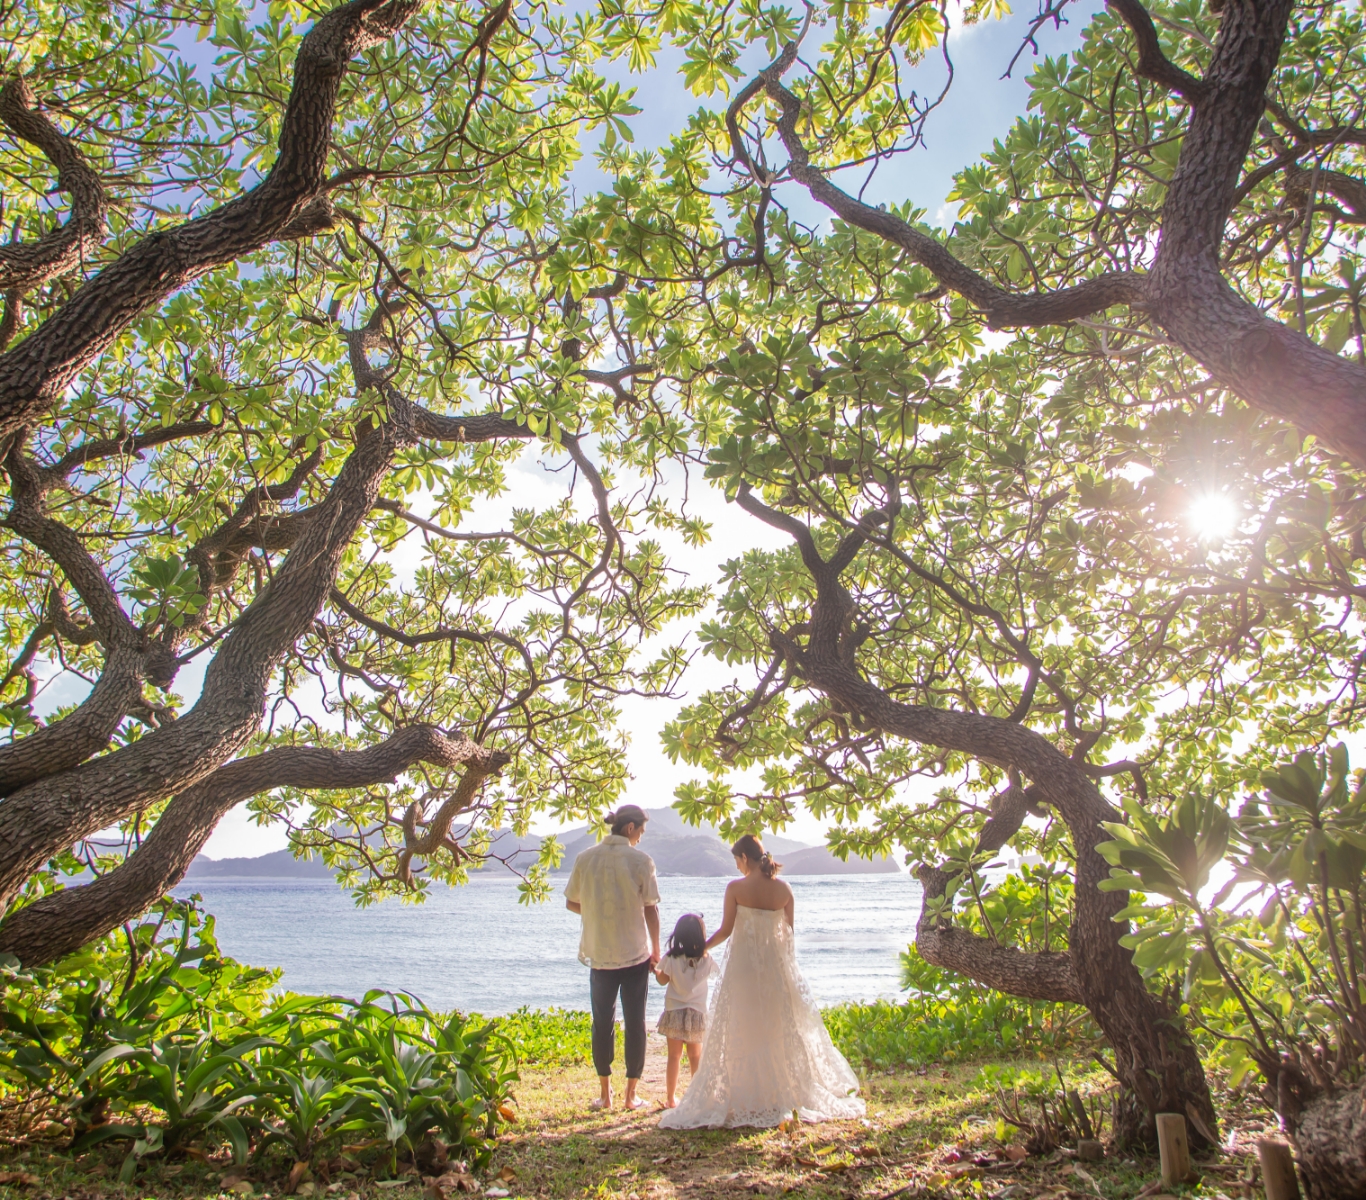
[1098,745,1366,1098]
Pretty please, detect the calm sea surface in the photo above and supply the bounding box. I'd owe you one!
[175,874,924,1018]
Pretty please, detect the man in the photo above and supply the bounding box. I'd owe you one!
[564,804,661,1111]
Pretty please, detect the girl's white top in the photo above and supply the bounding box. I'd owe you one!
[659,952,716,1012]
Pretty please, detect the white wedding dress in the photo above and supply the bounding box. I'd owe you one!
[659,906,866,1128]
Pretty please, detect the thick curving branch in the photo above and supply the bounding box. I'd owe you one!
[176,446,325,644]
[0,76,108,294]
[0,0,423,441]
[38,421,217,486]
[396,742,511,887]
[0,646,155,799]
[3,439,142,647]
[914,782,1083,1003]
[759,76,1147,328]
[0,725,506,966]
[0,441,179,794]
[915,904,1083,1002]
[1284,161,1366,224]
[1106,0,1208,103]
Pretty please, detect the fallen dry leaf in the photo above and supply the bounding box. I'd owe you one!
[497,1104,517,1123]
[1000,1145,1028,1162]
[428,1171,481,1200]
[287,1161,310,1194]
[496,1167,516,1183]
[0,1172,39,1187]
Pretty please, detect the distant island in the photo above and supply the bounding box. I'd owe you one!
[183,807,900,881]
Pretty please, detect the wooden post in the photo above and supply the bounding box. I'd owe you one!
[1258,1139,1301,1200]
[1155,1113,1190,1187]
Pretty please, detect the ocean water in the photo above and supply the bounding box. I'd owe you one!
[175,873,924,1019]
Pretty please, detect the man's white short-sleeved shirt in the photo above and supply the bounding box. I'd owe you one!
[564,835,660,970]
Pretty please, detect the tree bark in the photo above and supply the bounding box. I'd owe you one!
[1,442,181,794]
[0,384,535,913]
[1286,1081,1366,1200]
[0,726,508,967]
[0,76,108,293]
[0,645,147,797]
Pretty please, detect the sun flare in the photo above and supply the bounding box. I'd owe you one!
[1188,491,1239,540]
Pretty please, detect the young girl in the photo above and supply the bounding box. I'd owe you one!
[653,913,716,1108]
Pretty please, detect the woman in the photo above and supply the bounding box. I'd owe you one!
[659,835,866,1128]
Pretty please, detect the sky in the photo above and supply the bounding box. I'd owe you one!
[24,0,1109,861]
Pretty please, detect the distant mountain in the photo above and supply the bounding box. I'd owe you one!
[183,848,333,880]
[780,845,899,875]
[487,806,817,877]
[183,807,901,880]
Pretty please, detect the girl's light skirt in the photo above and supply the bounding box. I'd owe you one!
[657,1006,707,1040]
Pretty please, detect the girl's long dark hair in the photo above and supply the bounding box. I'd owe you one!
[731,834,781,879]
[666,913,707,961]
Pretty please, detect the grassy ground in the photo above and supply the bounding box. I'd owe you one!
[0,1034,1284,1200]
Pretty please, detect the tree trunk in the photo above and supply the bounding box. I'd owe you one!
[1277,1079,1366,1200]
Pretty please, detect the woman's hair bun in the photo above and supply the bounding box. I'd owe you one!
[731,834,781,878]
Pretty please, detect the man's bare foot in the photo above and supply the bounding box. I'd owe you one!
[590,1095,611,1111]
[624,1094,646,1111]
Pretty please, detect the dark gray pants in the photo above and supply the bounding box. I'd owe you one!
[589,959,650,1079]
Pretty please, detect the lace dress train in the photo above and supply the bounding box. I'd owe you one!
[659,906,866,1128]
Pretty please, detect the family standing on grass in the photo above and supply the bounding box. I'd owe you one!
[563,804,866,1128]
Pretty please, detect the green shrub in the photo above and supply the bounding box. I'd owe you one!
[0,897,516,1181]
[482,1007,592,1067]
[823,947,1094,1071]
